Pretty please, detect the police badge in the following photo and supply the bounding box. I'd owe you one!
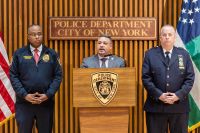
[42,54,50,62]
[91,72,118,105]
[178,55,185,70]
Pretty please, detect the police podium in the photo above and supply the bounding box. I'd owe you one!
[73,68,136,133]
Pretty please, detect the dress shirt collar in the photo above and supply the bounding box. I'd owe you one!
[98,54,110,60]
[163,48,173,58]
[30,44,43,53]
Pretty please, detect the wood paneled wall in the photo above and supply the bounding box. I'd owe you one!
[0,0,199,133]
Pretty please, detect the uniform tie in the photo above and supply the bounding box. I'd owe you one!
[101,58,107,68]
[34,48,39,64]
[165,51,170,65]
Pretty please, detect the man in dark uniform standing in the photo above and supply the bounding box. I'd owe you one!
[142,25,195,133]
[10,24,62,133]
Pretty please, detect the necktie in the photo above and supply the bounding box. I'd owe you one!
[101,58,107,68]
[165,51,170,65]
[34,49,39,64]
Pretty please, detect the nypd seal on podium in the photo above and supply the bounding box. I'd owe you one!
[91,72,118,105]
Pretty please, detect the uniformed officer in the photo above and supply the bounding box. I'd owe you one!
[10,24,62,133]
[142,24,195,133]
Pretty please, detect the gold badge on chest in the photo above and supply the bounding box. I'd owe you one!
[42,54,50,62]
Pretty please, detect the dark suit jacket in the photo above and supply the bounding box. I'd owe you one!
[142,46,194,113]
[81,54,125,68]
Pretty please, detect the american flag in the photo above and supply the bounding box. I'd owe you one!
[0,32,15,125]
[175,0,200,131]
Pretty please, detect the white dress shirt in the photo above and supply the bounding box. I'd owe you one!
[30,44,43,57]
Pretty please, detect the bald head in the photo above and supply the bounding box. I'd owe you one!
[28,24,41,34]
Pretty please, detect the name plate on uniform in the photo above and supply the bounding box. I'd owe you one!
[49,17,157,40]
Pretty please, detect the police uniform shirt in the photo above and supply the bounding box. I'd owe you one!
[163,48,173,58]
[162,48,173,89]
[30,44,42,57]
[98,55,109,68]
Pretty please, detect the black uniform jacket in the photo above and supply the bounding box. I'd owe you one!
[142,46,194,113]
[10,44,62,103]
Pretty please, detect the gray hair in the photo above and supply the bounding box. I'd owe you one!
[160,24,175,35]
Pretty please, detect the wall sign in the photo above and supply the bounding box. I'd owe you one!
[49,17,157,40]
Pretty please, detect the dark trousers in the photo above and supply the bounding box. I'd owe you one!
[15,102,54,133]
[146,112,188,133]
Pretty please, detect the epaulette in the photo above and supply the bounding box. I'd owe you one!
[150,46,160,50]
[177,47,186,51]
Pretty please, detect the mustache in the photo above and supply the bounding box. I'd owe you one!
[99,48,105,50]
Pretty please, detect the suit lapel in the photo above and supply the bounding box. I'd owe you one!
[39,45,48,62]
[157,47,168,66]
[94,54,101,68]
[108,56,112,68]
[169,47,178,66]
[108,55,115,68]
[26,45,35,63]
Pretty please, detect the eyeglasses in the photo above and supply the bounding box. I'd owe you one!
[28,32,43,37]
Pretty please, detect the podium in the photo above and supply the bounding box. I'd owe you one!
[73,68,136,133]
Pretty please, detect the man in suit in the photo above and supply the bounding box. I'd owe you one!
[81,34,125,68]
[142,25,195,133]
[10,24,62,133]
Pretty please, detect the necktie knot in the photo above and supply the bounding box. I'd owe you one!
[101,58,107,68]
[34,48,38,53]
[101,58,107,62]
[165,51,170,56]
